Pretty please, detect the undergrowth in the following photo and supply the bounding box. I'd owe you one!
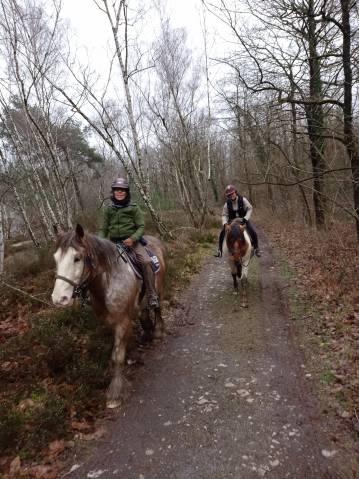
[265,217,359,438]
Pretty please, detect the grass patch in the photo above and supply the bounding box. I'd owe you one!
[320,370,335,385]
[165,229,216,301]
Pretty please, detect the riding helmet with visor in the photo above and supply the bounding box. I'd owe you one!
[225,184,237,197]
[111,177,129,190]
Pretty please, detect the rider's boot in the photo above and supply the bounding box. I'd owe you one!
[143,262,160,309]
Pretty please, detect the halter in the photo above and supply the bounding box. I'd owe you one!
[55,256,94,304]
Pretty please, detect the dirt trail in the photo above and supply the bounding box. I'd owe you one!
[64,239,355,479]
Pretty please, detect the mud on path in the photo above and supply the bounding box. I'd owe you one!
[65,238,356,479]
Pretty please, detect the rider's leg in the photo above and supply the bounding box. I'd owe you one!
[246,222,261,257]
[214,227,225,257]
[133,243,159,308]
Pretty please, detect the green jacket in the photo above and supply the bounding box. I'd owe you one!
[101,203,145,242]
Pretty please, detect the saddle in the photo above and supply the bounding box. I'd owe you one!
[115,241,160,280]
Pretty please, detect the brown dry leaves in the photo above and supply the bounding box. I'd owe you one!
[263,218,359,423]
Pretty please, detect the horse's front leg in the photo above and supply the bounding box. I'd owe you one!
[153,306,164,340]
[139,308,154,344]
[240,267,249,308]
[231,273,238,293]
[107,319,131,408]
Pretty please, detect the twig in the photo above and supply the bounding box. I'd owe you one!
[0,279,53,307]
[355,409,359,423]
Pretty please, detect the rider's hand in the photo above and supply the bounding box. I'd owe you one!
[123,237,135,247]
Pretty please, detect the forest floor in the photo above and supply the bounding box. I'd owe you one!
[0,218,358,478]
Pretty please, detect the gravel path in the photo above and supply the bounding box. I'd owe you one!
[64,239,354,479]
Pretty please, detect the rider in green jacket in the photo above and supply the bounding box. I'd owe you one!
[101,177,159,309]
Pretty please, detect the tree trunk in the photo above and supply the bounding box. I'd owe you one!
[340,0,359,240]
[290,95,312,225]
[0,204,4,275]
[13,187,40,247]
[305,0,326,227]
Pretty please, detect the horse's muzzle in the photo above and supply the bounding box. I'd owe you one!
[51,292,74,307]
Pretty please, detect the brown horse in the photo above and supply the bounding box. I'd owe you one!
[224,218,253,308]
[51,224,166,408]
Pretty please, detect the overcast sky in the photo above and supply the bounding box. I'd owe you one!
[60,0,217,70]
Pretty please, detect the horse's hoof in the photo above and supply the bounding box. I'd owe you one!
[106,399,122,409]
[153,329,164,340]
[241,303,248,308]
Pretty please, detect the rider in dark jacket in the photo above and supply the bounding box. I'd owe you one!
[214,184,261,258]
[101,177,159,309]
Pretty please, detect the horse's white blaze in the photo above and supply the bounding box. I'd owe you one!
[52,247,84,306]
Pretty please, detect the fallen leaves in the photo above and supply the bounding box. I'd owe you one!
[76,425,106,441]
[47,439,66,459]
[263,219,359,424]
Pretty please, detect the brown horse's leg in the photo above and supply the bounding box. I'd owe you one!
[232,273,238,292]
[139,308,154,343]
[107,319,131,408]
[153,306,164,340]
[241,277,248,308]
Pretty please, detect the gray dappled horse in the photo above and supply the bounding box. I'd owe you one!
[224,218,253,308]
[51,224,166,408]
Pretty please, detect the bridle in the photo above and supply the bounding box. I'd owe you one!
[55,255,95,302]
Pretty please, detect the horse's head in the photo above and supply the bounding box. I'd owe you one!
[52,224,87,307]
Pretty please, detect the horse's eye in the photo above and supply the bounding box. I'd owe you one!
[74,257,81,263]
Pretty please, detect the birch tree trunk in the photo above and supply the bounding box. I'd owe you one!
[0,204,4,275]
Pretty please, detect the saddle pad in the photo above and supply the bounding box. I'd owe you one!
[115,243,160,278]
[115,243,143,279]
[145,247,161,274]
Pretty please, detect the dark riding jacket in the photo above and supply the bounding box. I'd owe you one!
[221,195,253,225]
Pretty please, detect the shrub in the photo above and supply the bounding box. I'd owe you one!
[27,393,67,446]
[0,404,24,450]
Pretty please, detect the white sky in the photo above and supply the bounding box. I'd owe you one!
[61,0,215,71]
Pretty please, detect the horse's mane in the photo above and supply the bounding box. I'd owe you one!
[228,222,245,242]
[56,232,117,275]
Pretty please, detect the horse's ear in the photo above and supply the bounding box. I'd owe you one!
[76,224,85,240]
